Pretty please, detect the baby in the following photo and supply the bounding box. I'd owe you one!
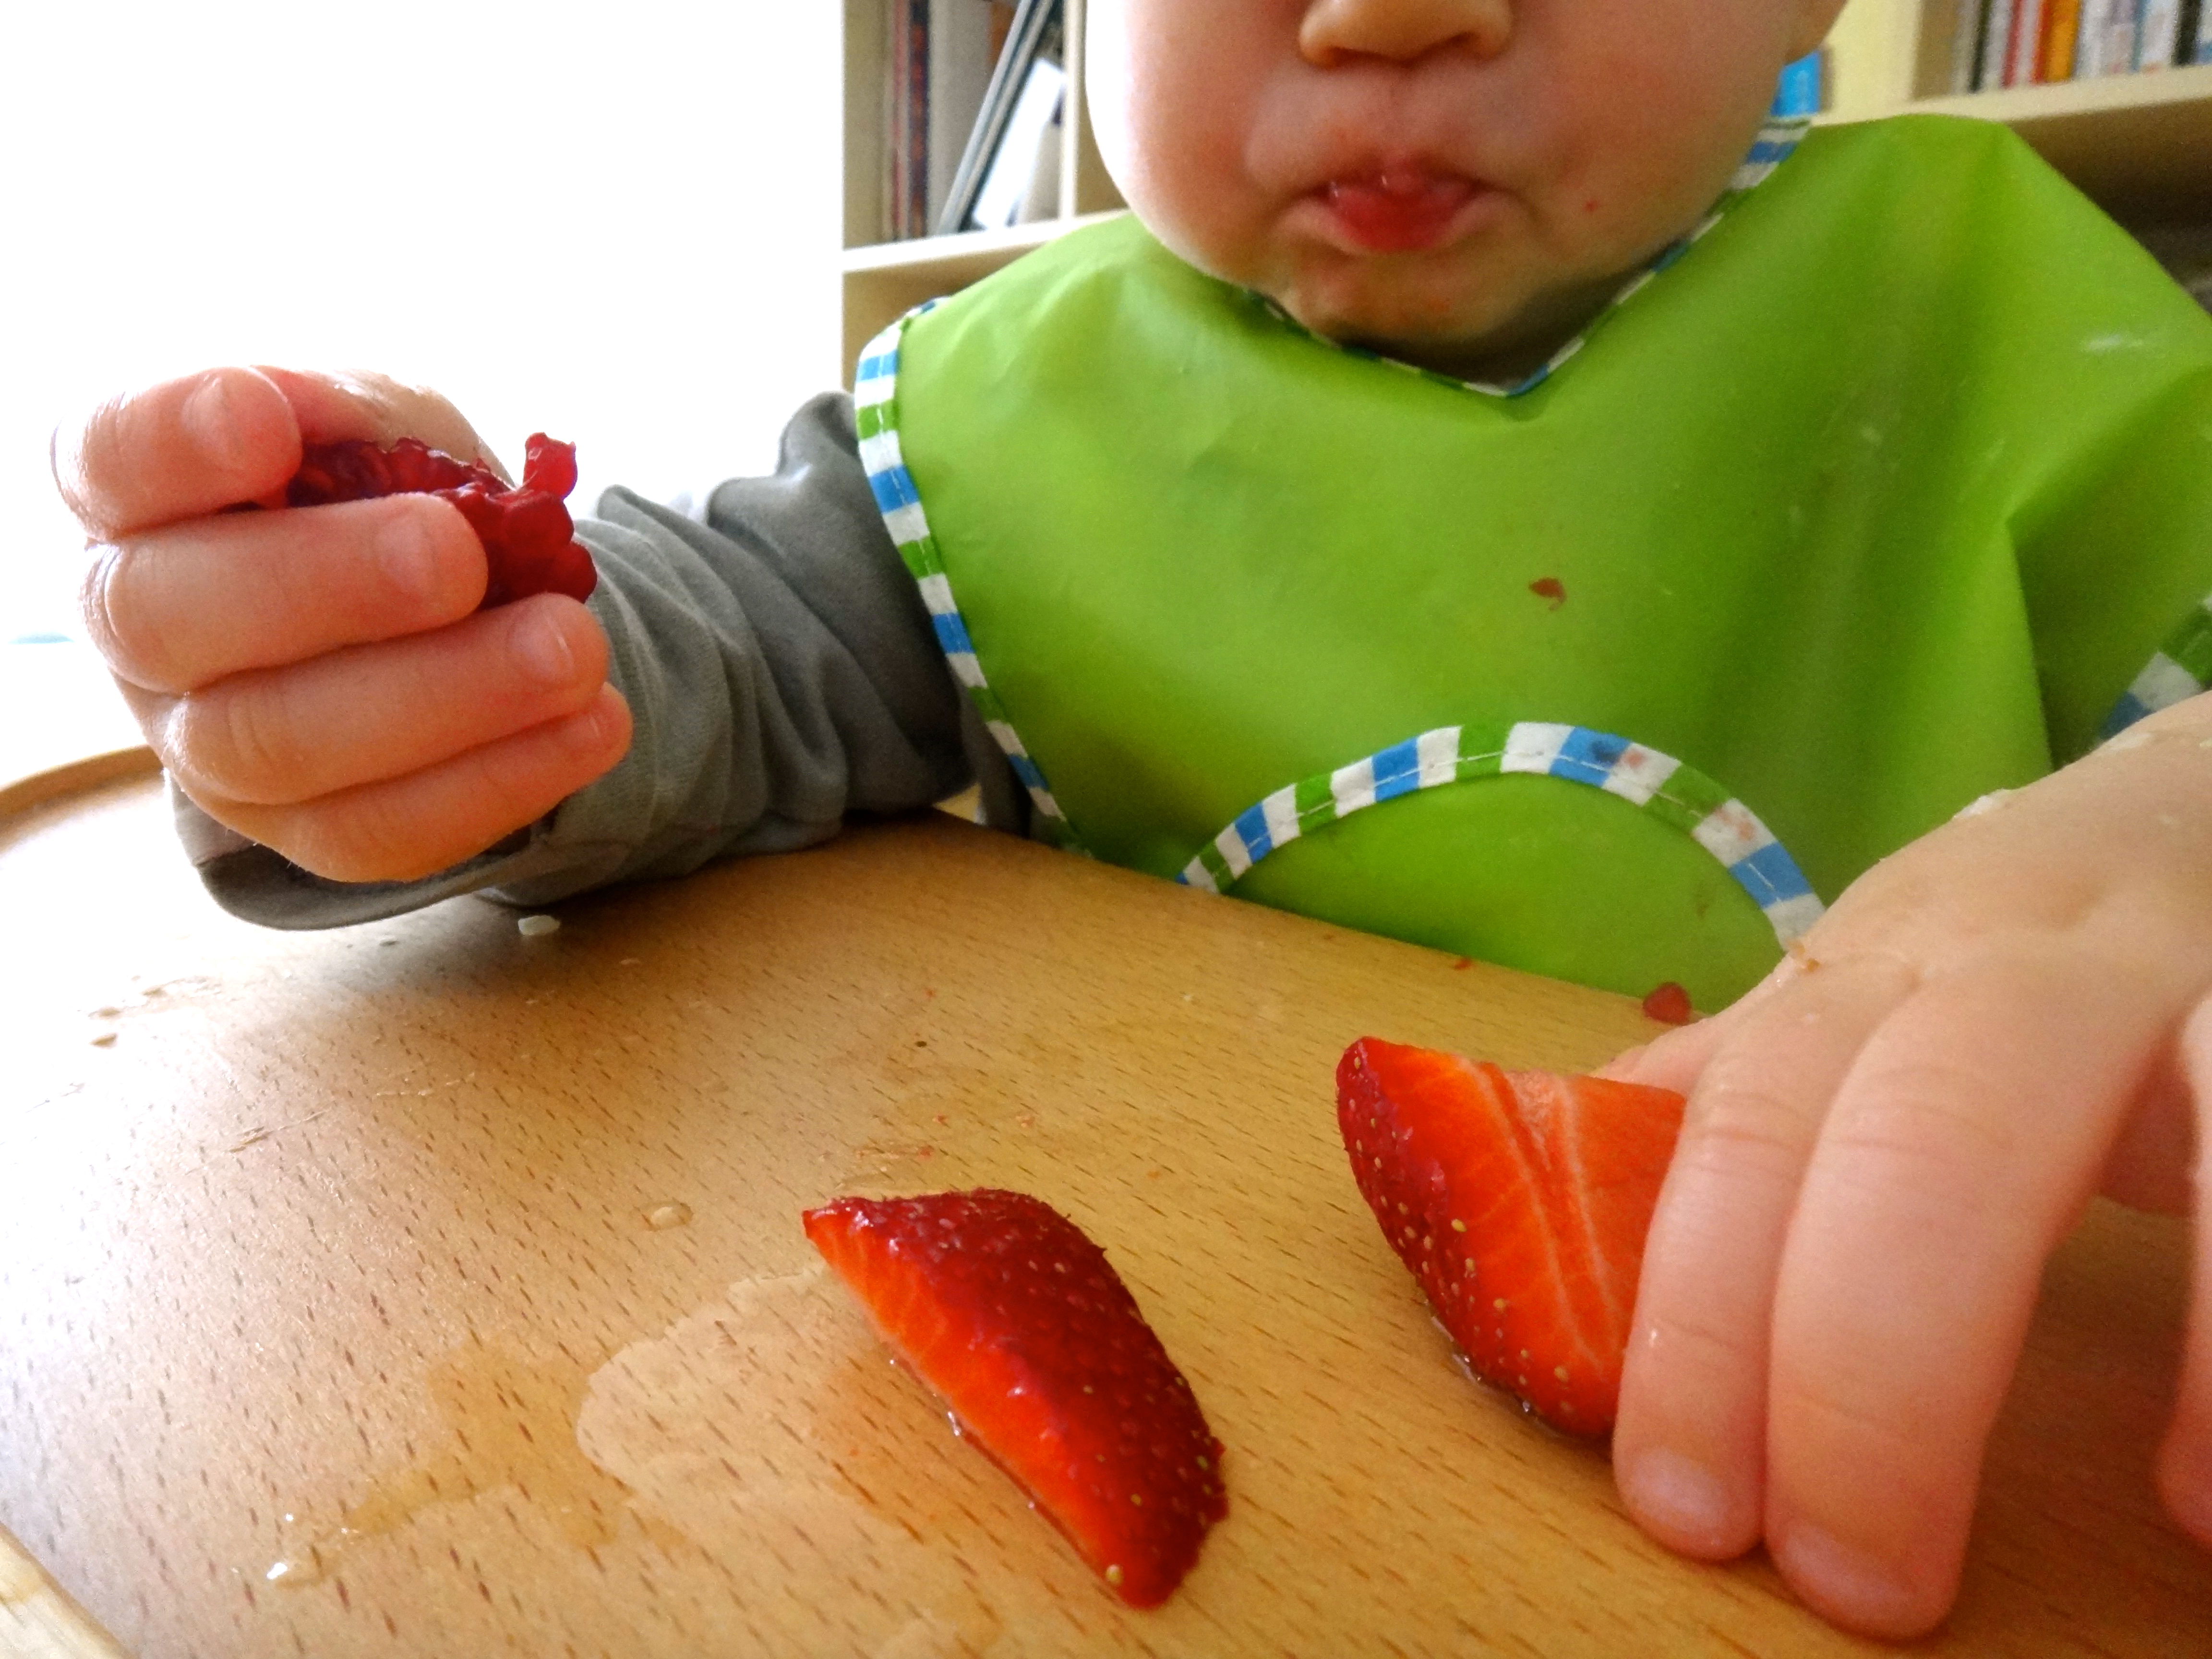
[51,0,2212,1638]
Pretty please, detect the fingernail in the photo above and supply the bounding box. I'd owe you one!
[1775,1523,1924,1634]
[376,507,439,604]
[510,607,578,688]
[180,374,243,472]
[1622,1449,1734,1548]
[567,693,626,754]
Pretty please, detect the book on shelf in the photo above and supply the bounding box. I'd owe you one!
[2041,0,2083,80]
[2082,0,2139,75]
[1949,0,1989,91]
[885,0,926,240]
[880,0,1023,241]
[1975,0,2014,91]
[2009,0,2049,85]
[1954,0,2204,90]
[938,0,1067,236]
[2141,0,2187,68]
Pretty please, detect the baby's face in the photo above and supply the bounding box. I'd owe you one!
[1088,0,1847,377]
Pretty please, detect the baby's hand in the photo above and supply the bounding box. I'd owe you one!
[1602,696,2212,1637]
[54,367,631,881]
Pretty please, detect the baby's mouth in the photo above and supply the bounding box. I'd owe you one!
[1318,167,1483,254]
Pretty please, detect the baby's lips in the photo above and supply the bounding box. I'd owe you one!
[1319,167,1482,253]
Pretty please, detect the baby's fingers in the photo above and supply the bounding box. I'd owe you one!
[156,593,608,809]
[209,685,632,884]
[88,494,485,696]
[1766,945,2172,1638]
[56,367,302,541]
[253,367,502,480]
[1614,957,1915,1560]
[2156,997,2212,1547]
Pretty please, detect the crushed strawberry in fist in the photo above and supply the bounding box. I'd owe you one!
[804,1188,1226,1606]
[287,433,596,607]
[1337,1038,1685,1436]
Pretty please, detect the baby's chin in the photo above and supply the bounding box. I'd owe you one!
[1255,240,1643,383]
[1264,258,1551,381]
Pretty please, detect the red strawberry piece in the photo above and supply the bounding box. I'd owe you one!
[1640,981,1695,1025]
[285,433,596,608]
[1336,1038,1685,1436]
[803,1188,1226,1607]
[522,432,579,498]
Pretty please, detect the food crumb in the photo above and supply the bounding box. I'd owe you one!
[517,914,561,938]
[644,1202,693,1231]
[1952,789,2015,820]
[1640,982,1695,1025]
[90,1032,117,1047]
[1529,576,1567,608]
[1451,956,1473,971]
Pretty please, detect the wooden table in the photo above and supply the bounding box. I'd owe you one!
[2,769,2205,1657]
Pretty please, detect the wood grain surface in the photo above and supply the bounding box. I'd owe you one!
[1,1524,125,1659]
[2,774,2205,1658]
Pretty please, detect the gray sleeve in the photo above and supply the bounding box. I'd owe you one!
[182,391,1027,930]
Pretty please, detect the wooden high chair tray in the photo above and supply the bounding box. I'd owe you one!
[1,767,2203,1658]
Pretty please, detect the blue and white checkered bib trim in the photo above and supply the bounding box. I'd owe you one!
[2100,590,2212,742]
[854,305,1079,848]
[1178,721,1827,950]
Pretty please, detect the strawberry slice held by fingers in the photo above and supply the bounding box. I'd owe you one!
[286,432,596,608]
[803,1188,1227,1607]
[1336,1038,1685,1436]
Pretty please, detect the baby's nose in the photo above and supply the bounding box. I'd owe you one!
[1298,0,1512,67]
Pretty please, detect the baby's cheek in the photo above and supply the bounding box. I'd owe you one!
[1118,140,1279,293]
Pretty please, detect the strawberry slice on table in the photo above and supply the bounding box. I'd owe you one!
[803,1188,1227,1607]
[1336,1038,1686,1437]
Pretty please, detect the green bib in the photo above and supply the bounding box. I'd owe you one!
[856,115,2212,1010]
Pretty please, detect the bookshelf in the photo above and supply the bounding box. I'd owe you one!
[838,0,2212,383]
[1824,0,2212,220]
[841,0,1124,379]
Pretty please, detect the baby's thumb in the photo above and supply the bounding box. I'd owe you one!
[253,367,506,484]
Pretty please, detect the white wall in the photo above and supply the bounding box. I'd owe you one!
[0,0,844,641]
